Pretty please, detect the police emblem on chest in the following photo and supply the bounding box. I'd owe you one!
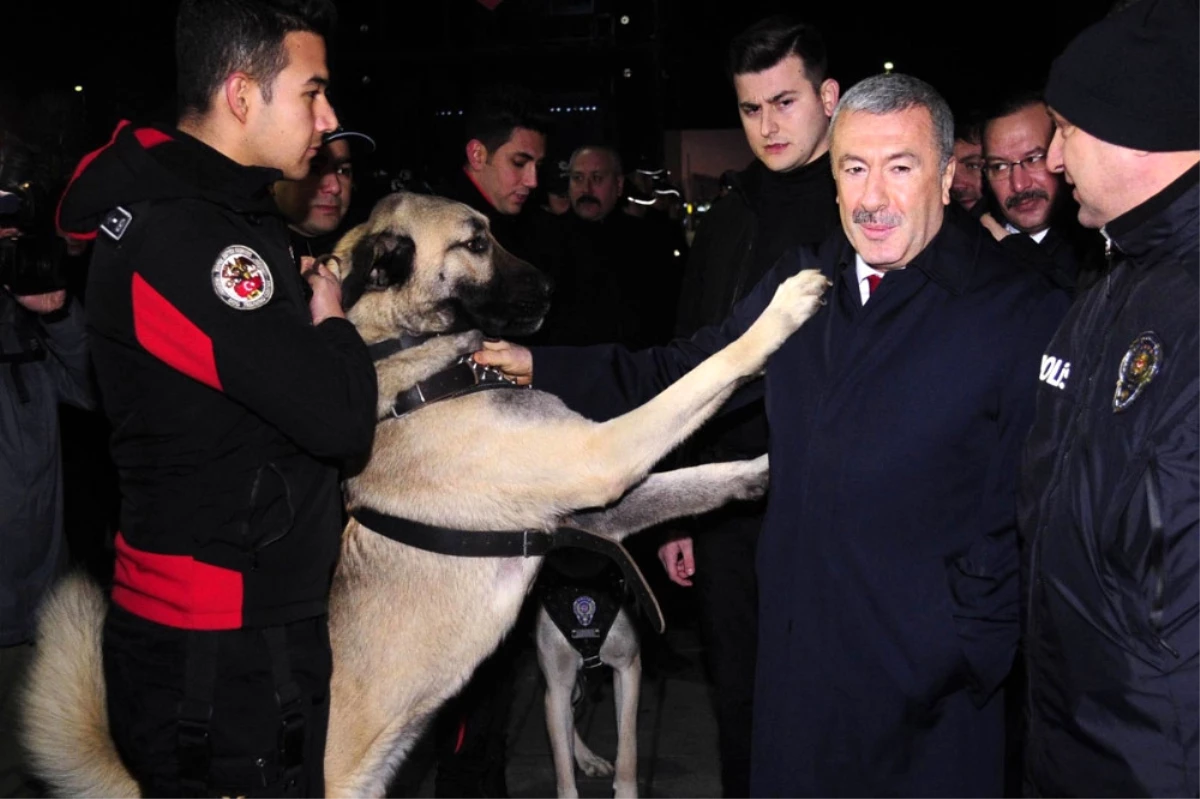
[572,595,597,627]
[211,245,274,310]
[1113,332,1163,412]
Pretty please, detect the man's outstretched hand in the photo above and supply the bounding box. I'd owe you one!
[472,340,534,386]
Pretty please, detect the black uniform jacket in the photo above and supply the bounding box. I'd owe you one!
[1019,165,1199,797]
[58,122,377,630]
[532,213,1069,795]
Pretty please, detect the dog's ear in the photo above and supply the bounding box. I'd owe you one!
[342,232,416,310]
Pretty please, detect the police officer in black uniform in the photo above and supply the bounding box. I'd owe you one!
[57,1,376,795]
[1019,1,1199,794]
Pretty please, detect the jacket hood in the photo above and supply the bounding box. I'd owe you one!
[57,121,282,241]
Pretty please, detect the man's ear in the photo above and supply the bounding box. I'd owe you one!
[465,139,490,172]
[223,72,255,124]
[616,173,625,196]
[941,158,956,206]
[819,79,840,119]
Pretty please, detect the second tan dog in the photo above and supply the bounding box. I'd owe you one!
[535,554,643,798]
[20,191,829,798]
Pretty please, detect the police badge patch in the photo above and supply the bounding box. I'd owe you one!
[211,245,274,310]
[1113,332,1163,412]
[572,595,597,627]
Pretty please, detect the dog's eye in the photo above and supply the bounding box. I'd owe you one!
[465,236,489,255]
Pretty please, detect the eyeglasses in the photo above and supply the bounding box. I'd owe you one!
[984,153,1047,179]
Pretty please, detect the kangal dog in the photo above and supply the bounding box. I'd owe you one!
[20,192,828,798]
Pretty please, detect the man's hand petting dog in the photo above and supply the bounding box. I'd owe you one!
[473,339,533,386]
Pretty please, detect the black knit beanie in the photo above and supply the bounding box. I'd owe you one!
[1045,0,1199,152]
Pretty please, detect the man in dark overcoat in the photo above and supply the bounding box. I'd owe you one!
[474,73,1069,796]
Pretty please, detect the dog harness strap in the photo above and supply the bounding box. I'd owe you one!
[350,507,556,556]
[176,630,218,794]
[348,508,666,633]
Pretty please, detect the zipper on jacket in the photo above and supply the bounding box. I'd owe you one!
[1143,462,1179,658]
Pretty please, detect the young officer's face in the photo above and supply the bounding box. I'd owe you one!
[472,127,546,216]
[734,54,839,174]
[249,31,339,181]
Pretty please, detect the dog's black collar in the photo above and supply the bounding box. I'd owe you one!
[348,507,665,633]
[369,334,527,420]
[367,334,427,361]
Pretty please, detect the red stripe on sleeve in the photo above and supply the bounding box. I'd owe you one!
[132,272,224,392]
[111,533,244,630]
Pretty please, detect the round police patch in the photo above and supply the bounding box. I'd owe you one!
[211,245,274,310]
[572,595,597,627]
[1113,332,1163,412]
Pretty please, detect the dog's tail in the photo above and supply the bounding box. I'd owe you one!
[19,571,140,798]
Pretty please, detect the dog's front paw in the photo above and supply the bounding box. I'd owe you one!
[733,453,770,501]
[452,329,485,355]
[576,748,614,778]
[767,268,831,333]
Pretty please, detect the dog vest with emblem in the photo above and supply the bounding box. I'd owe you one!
[537,549,627,669]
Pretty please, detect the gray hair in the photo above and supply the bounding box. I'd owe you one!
[568,145,624,175]
[830,73,955,171]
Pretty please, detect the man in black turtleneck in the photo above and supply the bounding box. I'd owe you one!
[655,14,840,798]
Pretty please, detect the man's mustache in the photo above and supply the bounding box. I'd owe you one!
[575,195,601,206]
[852,209,903,227]
[1006,189,1049,209]
[949,186,980,201]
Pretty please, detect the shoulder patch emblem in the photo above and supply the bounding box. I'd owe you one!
[1113,332,1163,412]
[100,206,133,241]
[211,245,274,310]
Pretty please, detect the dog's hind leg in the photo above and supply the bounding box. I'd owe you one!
[565,455,768,541]
[537,609,587,798]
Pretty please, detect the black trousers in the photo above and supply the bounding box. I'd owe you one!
[103,606,332,798]
[692,499,762,799]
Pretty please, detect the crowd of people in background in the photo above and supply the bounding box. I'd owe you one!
[0,0,1196,796]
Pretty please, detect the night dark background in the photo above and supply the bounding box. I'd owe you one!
[5,0,1108,197]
